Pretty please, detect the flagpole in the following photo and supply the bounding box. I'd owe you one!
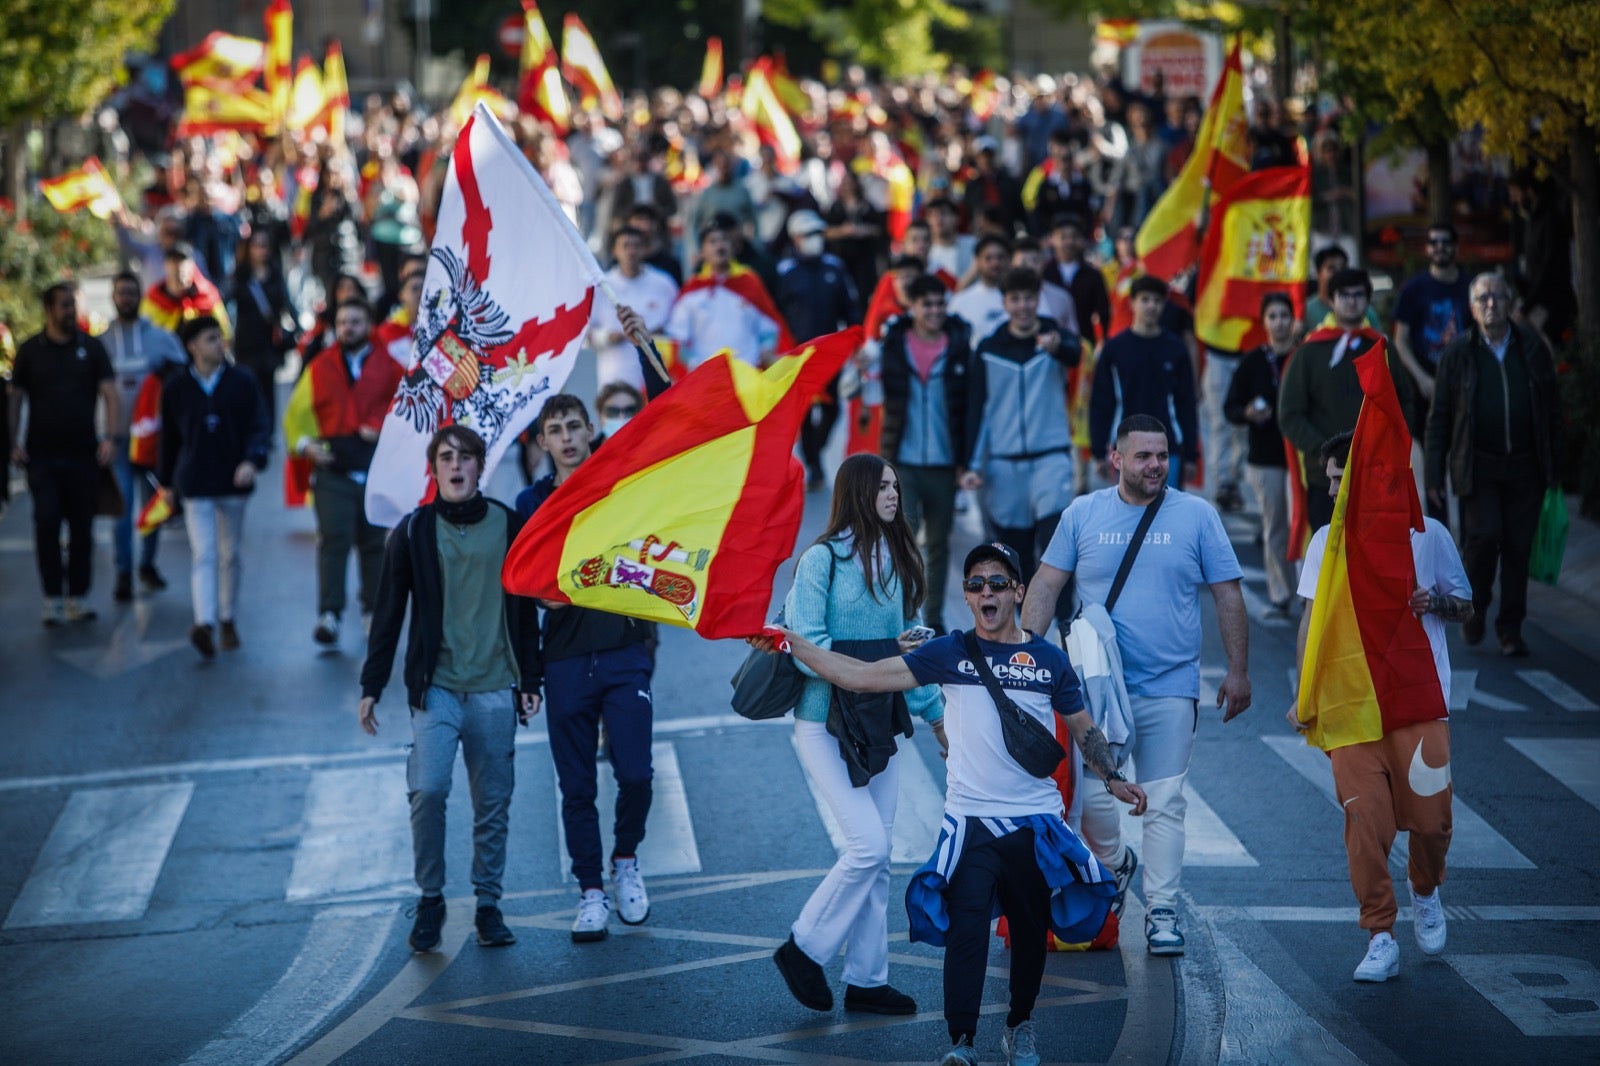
[470,101,673,384]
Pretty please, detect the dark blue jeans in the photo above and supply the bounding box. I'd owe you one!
[545,642,655,890]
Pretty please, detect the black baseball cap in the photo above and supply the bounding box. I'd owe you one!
[963,542,1023,582]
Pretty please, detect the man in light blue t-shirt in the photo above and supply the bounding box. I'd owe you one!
[1023,413,1252,958]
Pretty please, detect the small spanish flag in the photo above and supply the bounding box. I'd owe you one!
[503,329,861,638]
[40,158,122,219]
[1296,341,1444,752]
[698,37,724,100]
[560,14,622,121]
[137,487,175,537]
[171,32,267,88]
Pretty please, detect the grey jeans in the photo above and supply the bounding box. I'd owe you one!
[898,464,957,628]
[408,686,517,904]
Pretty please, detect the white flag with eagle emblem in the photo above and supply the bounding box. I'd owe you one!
[365,102,601,527]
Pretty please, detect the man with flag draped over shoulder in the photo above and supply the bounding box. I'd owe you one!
[1289,341,1475,984]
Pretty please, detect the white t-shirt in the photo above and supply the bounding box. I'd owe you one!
[1299,517,1471,706]
[591,265,679,387]
[927,235,975,280]
[663,279,781,369]
[949,282,1007,346]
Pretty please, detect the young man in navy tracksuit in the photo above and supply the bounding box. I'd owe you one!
[518,392,657,942]
[156,315,271,657]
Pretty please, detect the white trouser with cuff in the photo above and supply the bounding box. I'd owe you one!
[1078,695,1197,910]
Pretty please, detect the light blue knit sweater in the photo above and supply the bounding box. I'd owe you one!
[783,537,944,725]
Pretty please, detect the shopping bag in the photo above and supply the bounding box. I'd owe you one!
[1529,487,1569,585]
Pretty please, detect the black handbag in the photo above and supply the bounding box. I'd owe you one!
[961,630,1066,778]
[729,549,841,720]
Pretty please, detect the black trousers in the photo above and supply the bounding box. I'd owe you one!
[1462,452,1544,638]
[27,455,99,597]
[799,376,841,481]
[943,825,1052,1043]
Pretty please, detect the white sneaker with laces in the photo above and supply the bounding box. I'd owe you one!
[611,857,650,925]
[1354,931,1400,982]
[1001,1019,1041,1066]
[41,598,66,627]
[314,611,339,645]
[1145,906,1185,956]
[1410,884,1446,955]
[571,888,610,942]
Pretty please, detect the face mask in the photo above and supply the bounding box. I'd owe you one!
[797,233,825,257]
[600,415,631,437]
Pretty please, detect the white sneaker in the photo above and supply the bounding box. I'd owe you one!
[41,598,66,627]
[63,598,97,623]
[1410,884,1447,955]
[313,611,339,645]
[1353,931,1400,982]
[1145,906,1185,956]
[571,888,610,942]
[611,857,650,925]
[1001,1019,1041,1066]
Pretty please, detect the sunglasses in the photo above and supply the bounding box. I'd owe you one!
[602,405,639,419]
[963,576,1016,593]
[1427,238,1456,247]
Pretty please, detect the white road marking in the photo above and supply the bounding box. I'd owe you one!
[1447,954,1600,1037]
[1118,782,1258,866]
[5,782,193,928]
[54,607,191,680]
[1507,738,1600,812]
[0,713,780,794]
[181,904,396,1066]
[1515,670,1599,711]
[790,737,945,865]
[286,765,413,902]
[556,742,702,881]
[1199,904,1600,923]
[1212,928,1367,1064]
[1262,735,1535,869]
[1450,669,1529,712]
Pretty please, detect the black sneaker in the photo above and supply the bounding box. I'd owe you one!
[475,905,516,947]
[774,935,833,1011]
[844,983,916,1015]
[408,895,446,952]
[138,564,168,591]
[114,572,133,603]
[1463,614,1485,646]
[190,624,216,660]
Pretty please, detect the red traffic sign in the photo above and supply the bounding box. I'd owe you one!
[499,13,524,60]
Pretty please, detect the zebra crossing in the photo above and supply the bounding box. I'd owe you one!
[6,706,1598,934]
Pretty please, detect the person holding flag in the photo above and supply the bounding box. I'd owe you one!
[1290,386,1474,981]
[155,316,271,658]
[661,220,793,374]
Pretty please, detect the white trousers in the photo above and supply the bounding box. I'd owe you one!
[791,718,899,987]
[1246,463,1297,606]
[184,496,247,626]
[1080,695,1197,910]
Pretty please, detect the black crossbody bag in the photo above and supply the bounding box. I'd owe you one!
[961,630,1066,778]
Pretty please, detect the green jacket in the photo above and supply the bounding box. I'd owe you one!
[1277,329,1419,486]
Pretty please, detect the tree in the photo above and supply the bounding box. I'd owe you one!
[0,0,173,205]
[762,0,978,76]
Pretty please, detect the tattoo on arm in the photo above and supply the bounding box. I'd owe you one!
[1427,594,1475,623]
[1079,725,1117,780]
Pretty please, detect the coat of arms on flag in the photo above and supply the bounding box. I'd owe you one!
[365,102,599,527]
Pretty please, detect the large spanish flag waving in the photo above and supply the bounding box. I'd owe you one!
[1193,164,1310,351]
[561,14,623,121]
[503,329,861,638]
[1135,37,1248,281]
[1296,341,1445,752]
[264,0,293,133]
[171,33,266,88]
[742,59,802,172]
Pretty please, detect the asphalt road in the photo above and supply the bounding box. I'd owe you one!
[2,379,1598,1065]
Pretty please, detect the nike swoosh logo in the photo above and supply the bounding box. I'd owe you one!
[1408,739,1451,798]
[1343,797,1360,808]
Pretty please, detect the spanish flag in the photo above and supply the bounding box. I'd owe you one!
[1193,164,1310,351]
[1135,36,1248,281]
[287,56,326,134]
[1296,340,1444,752]
[136,488,175,537]
[769,55,810,119]
[171,32,266,88]
[969,69,999,123]
[265,0,293,133]
[323,39,350,144]
[177,81,274,136]
[698,36,724,100]
[560,14,622,121]
[518,0,570,134]
[503,329,861,638]
[852,148,916,243]
[742,60,802,172]
[40,157,122,219]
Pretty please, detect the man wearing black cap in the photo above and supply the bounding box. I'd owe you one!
[1278,266,1418,531]
[751,540,1146,1066]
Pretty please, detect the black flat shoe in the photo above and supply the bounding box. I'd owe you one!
[844,982,916,1015]
[774,935,832,1011]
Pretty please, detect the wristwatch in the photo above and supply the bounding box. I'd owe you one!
[1104,769,1127,793]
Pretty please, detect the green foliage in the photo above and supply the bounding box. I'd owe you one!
[764,0,975,75]
[1558,337,1600,519]
[0,0,173,124]
[0,201,119,341]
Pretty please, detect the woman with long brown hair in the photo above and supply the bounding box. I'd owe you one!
[772,454,947,1016]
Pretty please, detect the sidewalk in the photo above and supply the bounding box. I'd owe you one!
[1526,494,1600,665]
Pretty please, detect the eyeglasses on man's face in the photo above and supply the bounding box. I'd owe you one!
[602,405,639,419]
[963,576,1016,593]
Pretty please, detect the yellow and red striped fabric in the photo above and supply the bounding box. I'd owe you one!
[503,329,860,638]
[518,0,570,134]
[1193,164,1310,351]
[1296,340,1446,752]
[40,158,121,219]
[698,37,724,100]
[560,14,622,121]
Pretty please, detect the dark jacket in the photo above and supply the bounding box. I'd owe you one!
[1425,321,1563,497]
[360,500,542,707]
[827,636,913,788]
[229,270,298,368]
[1278,329,1418,488]
[157,365,271,496]
[516,475,656,663]
[878,313,973,466]
[1089,328,1199,462]
[775,252,861,343]
[1222,344,1290,467]
[1045,258,1112,344]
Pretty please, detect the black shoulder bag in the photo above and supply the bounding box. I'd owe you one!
[729,549,840,720]
[1104,489,1167,614]
[961,629,1066,778]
